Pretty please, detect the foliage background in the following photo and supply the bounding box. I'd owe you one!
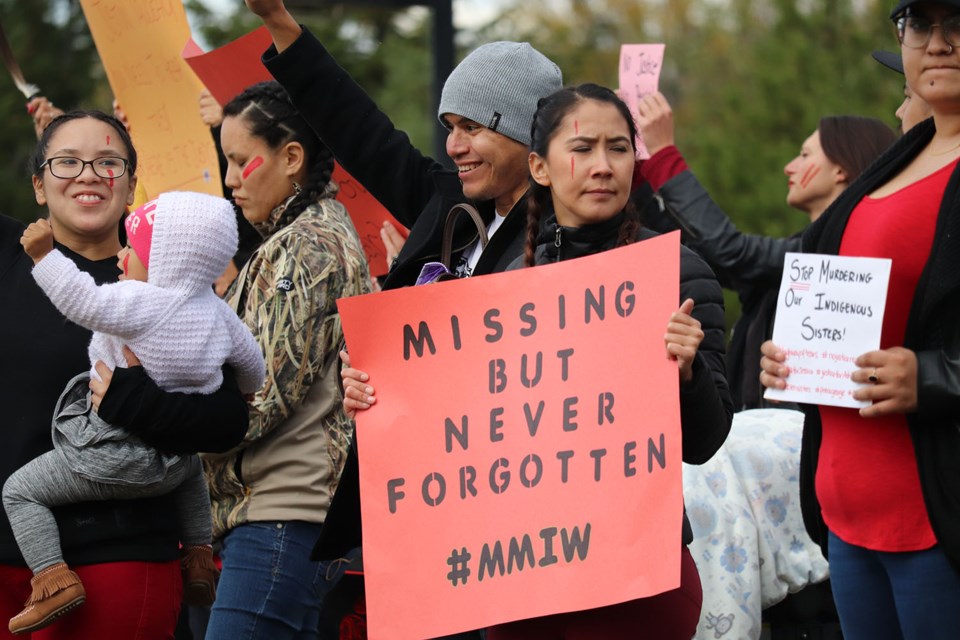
[0,0,904,322]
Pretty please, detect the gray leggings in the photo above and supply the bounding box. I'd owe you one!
[2,450,211,573]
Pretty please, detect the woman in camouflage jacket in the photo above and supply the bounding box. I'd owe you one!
[203,81,371,638]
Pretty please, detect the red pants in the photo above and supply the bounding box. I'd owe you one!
[0,560,181,639]
[486,547,702,640]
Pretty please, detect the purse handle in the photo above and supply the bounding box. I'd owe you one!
[440,203,489,269]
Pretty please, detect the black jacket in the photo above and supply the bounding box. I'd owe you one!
[530,216,734,464]
[798,117,960,569]
[263,29,535,560]
[262,28,528,291]
[527,214,735,544]
[641,172,803,409]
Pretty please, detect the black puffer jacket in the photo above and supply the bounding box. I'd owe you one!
[525,215,734,479]
[798,117,960,570]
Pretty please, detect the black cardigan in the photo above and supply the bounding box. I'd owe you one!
[799,117,960,569]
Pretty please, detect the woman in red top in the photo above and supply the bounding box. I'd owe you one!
[761,2,960,638]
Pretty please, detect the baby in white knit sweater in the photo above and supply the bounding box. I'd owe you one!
[3,191,265,634]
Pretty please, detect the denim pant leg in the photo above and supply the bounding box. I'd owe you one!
[205,521,333,640]
[828,531,960,640]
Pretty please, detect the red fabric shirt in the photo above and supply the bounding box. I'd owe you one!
[816,160,955,551]
[637,145,689,192]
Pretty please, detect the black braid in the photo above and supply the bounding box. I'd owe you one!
[223,81,335,222]
[616,199,642,248]
[523,95,556,268]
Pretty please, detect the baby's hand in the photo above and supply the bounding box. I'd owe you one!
[20,219,54,264]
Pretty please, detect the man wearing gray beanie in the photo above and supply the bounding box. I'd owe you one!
[245,1,561,635]
[248,0,562,290]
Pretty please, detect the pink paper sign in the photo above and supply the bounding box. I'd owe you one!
[337,232,685,639]
[619,44,665,160]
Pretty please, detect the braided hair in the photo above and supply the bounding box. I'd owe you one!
[523,83,641,267]
[222,81,336,224]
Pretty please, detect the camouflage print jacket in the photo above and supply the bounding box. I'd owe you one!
[203,186,371,540]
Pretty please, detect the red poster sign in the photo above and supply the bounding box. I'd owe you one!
[182,27,405,276]
[337,232,684,639]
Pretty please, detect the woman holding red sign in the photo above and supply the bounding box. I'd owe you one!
[479,83,733,638]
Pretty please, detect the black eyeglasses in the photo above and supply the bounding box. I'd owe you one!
[897,15,960,49]
[40,156,129,180]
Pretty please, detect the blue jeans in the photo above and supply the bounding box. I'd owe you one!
[205,521,336,640]
[828,531,960,640]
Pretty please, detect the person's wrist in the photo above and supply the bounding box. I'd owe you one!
[262,10,300,35]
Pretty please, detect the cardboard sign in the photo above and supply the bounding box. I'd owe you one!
[79,0,221,199]
[618,44,665,160]
[765,252,892,408]
[182,26,406,277]
[338,232,685,639]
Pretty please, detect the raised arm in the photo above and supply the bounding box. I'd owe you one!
[636,93,800,290]
[250,4,442,228]
[245,0,301,53]
[31,249,160,338]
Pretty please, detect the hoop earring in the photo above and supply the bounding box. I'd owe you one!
[292,180,302,196]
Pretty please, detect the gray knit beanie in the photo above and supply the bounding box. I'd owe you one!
[438,41,562,146]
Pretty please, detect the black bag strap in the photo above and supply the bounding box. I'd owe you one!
[440,203,488,269]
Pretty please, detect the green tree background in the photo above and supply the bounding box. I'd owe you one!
[0,0,905,325]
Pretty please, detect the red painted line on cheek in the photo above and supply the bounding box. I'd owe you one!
[242,156,265,180]
[571,155,575,178]
[107,168,114,189]
[799,165,820,189]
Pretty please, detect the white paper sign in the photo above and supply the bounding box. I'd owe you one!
[765,253,892,408]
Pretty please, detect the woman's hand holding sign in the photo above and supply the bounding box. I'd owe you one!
[759,340,789,391]
[665,298,703,384]
[340,350,375,419]
[851,347,918,418]
[760,340,918,417]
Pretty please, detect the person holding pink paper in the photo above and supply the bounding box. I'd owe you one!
[760,2,960,637]
[635,93,896,411]
[483,83,732,639]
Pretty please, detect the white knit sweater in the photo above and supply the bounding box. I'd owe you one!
[32,192,265,395]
